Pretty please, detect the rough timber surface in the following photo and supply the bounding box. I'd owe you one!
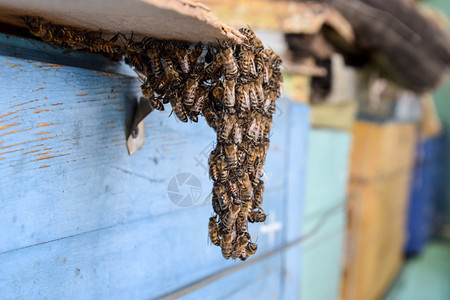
[0,0,243,43]
[0,33,309,299]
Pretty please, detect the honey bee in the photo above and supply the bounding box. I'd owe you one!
[255,51,266,74]
[120,33,146,53]
[237,147,247,166]
[162,57,180,85]
[249,209,266,223]
[229,180,239,199]
[223,79,236,109]
[141,83,164,111]
[169,92,188,122]
[238,48,254,78]
[221,232,233,259]
[239,27,264,54]
[209,216,221,246]
[213,184,230,210]
[209,162,220,183]
[219,114,235,142]
[246,114,262,143]
[246,145,257,174]
[262,117,272,137]
[217,159,228,183]
[236,84,251,112]
[249,83,259,111]
[237,173,253,201]
[221,202,240,230]
[188,42,204,67]
[224,144,238,169]
[236,202,249,233]
[146,46,164,77]
[23,16,54,43]
[253,180,264,209]
[166,43,190,73]
[212,86,224,102]
[212,193,222,214]
[245,241,258,257]
[183,72,200,107]
[202,102,218,131]
[188,86,208,122]
[231,234,249,260]
[233,122,243,144]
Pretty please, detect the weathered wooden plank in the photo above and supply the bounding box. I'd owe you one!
[0,0,244,43]
[0,33,135,75]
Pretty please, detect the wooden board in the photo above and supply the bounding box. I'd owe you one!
[343,171,412,300]
[0,32,309,299]
[350,121,417,180]
[0,0,243,43]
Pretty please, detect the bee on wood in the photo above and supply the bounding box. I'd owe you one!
[237,173,253,202]
[221,202,240,230]
[208,216,221,246]
[231,234,249,260]
[249,209,266,223]
[220,232,233,259]
[219,114,236,142]
[23,16,54,43]
[253,180,264,209]
[223,79,236,109]
[169,92,188,122]
[120,33,146,53]
[224,143,238,169]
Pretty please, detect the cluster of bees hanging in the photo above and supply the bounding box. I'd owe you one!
[23,16,283,261]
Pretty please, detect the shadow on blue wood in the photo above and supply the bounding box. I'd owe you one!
[0,33,310,300]
[406,133,446,255]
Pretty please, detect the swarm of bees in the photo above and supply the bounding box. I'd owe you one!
[23,16,283,261]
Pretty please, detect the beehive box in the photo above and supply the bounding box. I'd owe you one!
[0,27,310,299]
[300,129,352,300]
[406,132,446,255]
[342,121,416,300]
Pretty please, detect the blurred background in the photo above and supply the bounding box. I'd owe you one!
[202,0,450,299]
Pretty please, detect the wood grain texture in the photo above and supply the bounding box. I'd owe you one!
[0,33,310,299]
[0,0,244,43]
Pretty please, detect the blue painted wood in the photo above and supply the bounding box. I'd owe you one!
[300,129,352,300]
[406,133,446,255]
[0,33,310,299]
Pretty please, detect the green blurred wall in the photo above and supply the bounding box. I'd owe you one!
[422,0,450,230]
